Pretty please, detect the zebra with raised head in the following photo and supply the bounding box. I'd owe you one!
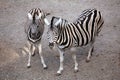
[23,8,50,69]
[47,9,104,75]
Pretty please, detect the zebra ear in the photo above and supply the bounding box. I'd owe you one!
[46,13,50,16]
[55,18,62,26]
[27,13,33,20]
[44,18,50,25]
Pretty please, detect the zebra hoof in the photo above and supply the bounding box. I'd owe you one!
[43,66,48,69]
[55,73,61,76]
[27,65,31,68]
[86,59,90,63]
[32,53,35,56]
[74,69,79,73]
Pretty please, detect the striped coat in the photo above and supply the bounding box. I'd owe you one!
[47,8,104,75]
[51,9,104,49]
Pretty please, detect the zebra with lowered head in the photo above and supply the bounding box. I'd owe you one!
[47,9,104,75]
[23,8,50,69]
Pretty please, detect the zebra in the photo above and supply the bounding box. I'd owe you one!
[23,8,50,69]
[47,9,104,75]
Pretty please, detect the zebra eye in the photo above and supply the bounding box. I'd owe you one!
[37,26,39,28]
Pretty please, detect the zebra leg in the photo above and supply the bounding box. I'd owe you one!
[71,48,78,72]
[27,41,32,68]
[86,40,94,62]
[38,43,47,69]
[72,53,79,73]
[56,49,64,76]
[31,45,35,56]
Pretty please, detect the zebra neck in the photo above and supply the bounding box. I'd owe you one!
[56,24,72,48]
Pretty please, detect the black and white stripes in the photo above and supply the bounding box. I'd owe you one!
[48,9,104,49]
[24,8,50,69]
[23,8,104,76]
[47,8,104,75]
[26,8,50,43]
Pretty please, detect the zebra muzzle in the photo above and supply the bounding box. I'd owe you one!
[49,42,54,49]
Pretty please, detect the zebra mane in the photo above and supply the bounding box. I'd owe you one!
[50,16,55,30]
[32,12,38,23]
[50,16,68,30]
[50,16,60,29]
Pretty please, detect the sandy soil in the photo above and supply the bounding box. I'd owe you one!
[0,0,120,80]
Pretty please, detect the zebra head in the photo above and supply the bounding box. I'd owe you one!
[47,17,67,49]
[27,13,44,42]
[26,9,50,42]
[28,19,42,40]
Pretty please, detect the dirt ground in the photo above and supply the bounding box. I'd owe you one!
[0,0,120,80]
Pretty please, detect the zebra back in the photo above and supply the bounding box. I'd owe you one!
[77,8,104,34]
[73,9,104,46]
[50,9,104,49]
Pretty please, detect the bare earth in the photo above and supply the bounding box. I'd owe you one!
[0,0,120,80]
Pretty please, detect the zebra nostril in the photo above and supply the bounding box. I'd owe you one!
[49,42,54,49]
[31,33,36,37]
[32,33,36,35]
[49,42,54,46]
